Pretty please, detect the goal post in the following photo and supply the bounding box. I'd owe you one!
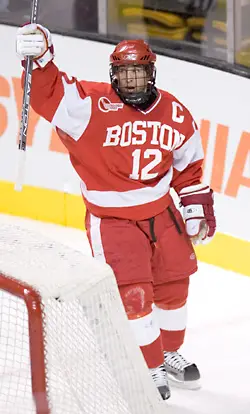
[0,274,49,413]
[0,220,165,414]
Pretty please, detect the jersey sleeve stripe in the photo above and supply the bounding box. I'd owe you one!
[51,77,92,141]
[173,130,204,172]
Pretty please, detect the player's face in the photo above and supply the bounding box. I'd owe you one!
[116,65,149,94]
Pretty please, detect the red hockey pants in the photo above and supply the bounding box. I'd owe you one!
[85,199,197,368]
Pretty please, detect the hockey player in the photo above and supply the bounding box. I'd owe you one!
[16,24,216,400]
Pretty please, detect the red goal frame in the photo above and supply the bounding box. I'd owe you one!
[0,273,50,414]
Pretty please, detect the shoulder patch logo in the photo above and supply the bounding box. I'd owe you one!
[98,97,124,113]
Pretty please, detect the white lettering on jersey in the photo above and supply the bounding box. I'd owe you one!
[172,102,184,124]
[103,125,121,146]
[120,122,132,147]
[130,149,162,180]
[132,121,147,145]
[147,121,161,145]
[104,121,185,151]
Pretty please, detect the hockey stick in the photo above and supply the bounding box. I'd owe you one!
[15,0,39,192]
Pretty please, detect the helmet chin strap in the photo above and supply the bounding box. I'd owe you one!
[116,87,152,106]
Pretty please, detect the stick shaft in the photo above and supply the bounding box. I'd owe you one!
[15,0,39,191]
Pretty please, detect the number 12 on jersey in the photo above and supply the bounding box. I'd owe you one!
[129,149,162,180]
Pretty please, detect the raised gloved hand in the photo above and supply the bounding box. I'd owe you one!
[16,23,54,69]
[179,183,216,245]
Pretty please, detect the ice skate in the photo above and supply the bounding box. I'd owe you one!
[149,363,171,400]
[164,351,201,390]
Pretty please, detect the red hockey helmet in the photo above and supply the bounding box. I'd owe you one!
[110,40,157,106]
[110,39,156,66]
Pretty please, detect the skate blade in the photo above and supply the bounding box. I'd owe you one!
[168,375,201,390]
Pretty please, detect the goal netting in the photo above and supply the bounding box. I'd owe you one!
[0,219,166,414]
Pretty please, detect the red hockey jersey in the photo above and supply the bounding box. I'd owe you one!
[26,62,204,220]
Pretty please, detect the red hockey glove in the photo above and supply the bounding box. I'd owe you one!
[179,184,216,245]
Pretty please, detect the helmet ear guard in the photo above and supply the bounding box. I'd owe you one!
[109,40,157,106]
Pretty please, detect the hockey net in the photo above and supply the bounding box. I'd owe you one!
[0,219,165,414]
